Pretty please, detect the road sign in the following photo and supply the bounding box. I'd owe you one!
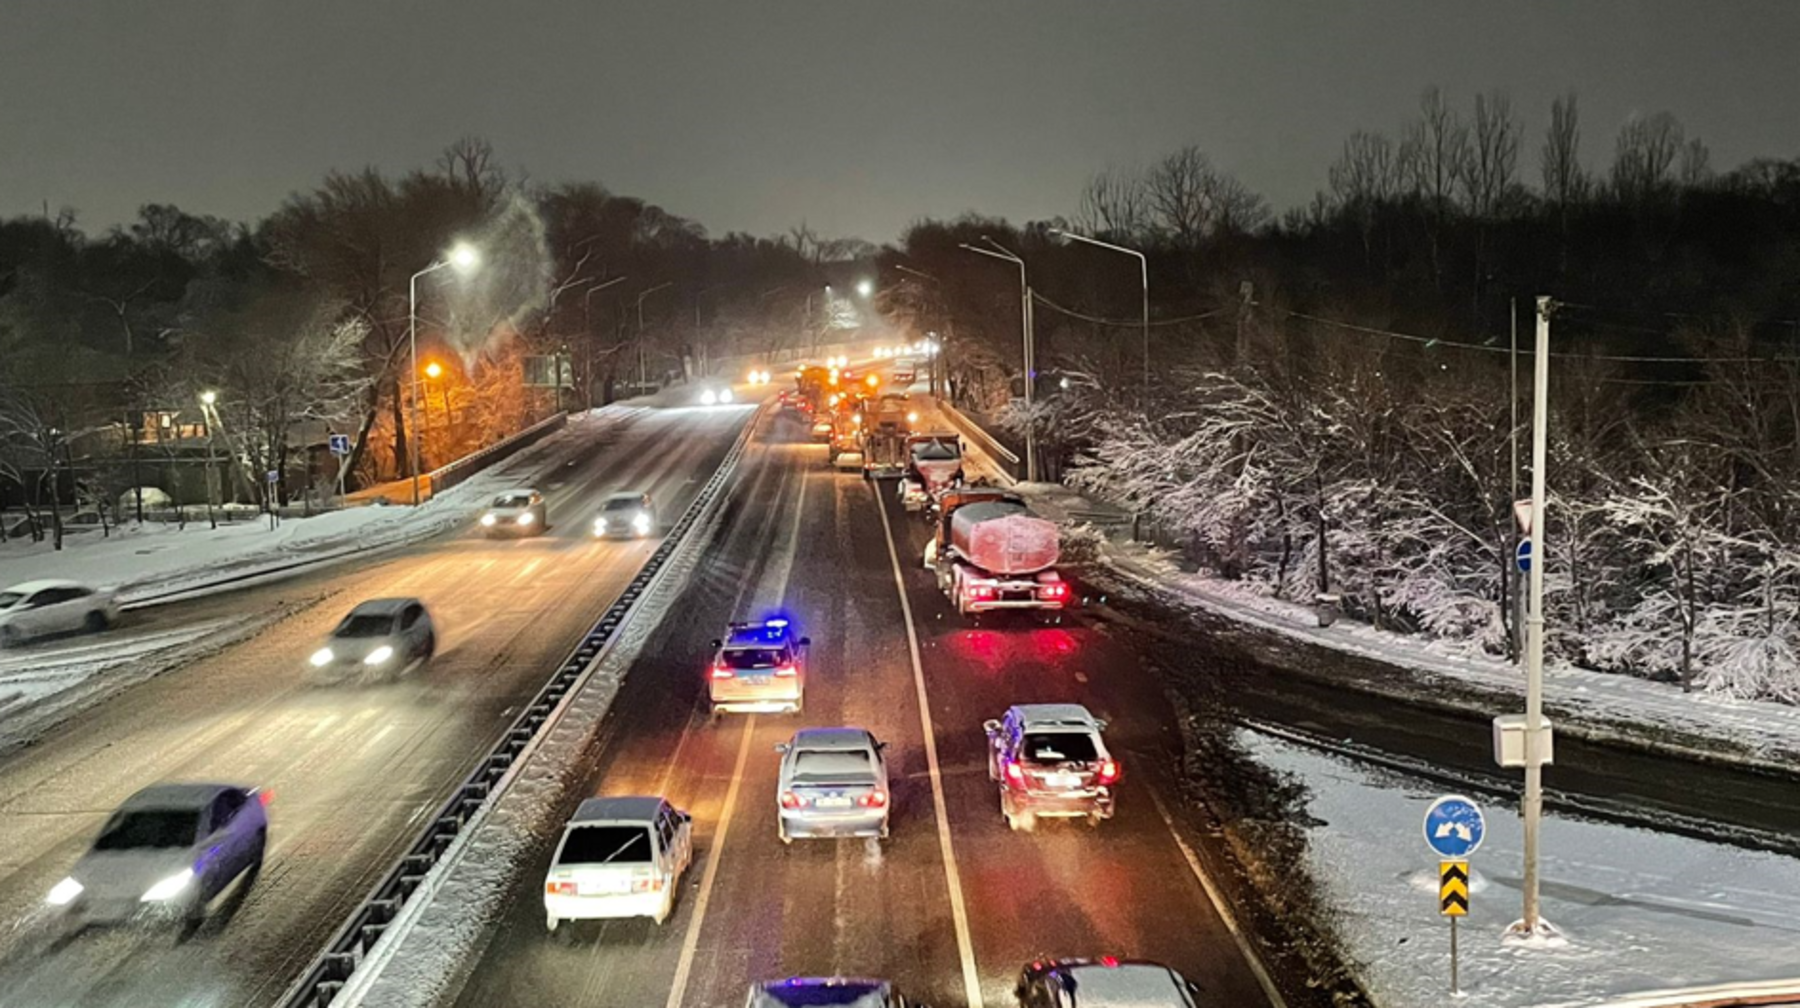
[1516,538,1532,573]
[266,470,280,484]
[1424,794,1486,858]
[1514,498,1534,535]
[1440,860,1470,916]
[328,433,351,455]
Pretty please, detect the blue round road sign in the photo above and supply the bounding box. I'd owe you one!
[1423,794,1486,858]
[1516,538,1533,573]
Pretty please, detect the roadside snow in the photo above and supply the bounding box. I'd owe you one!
[0,407,644,606]
[1250,729,1800,1007]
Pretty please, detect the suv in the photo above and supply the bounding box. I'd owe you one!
[775,727,890,843]
[480,489,546,536]
[709,619,810,715]
[544,796,693,930]
[983,704,1119,831]
[1016,958,1200,1007]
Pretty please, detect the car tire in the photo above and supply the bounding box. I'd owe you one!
[0,626,18,648]
[85,611,110,633]
[654,889,674,925]
[545,914,560,933]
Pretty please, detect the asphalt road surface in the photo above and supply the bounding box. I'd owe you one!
[0,403,754,1008]
[453,407,1276,1008]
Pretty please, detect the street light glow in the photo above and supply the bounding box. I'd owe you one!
[856,279,874,298]
[199,390,217,406]
[424,361,443,379]
[448,242,480,273]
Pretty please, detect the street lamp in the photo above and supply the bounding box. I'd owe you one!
[198,390,221,528]
[1050,227,1148,396]
[894,263,953,398]
[959,237,1037,481]
[408,242,481,505]
[856,279,874,299]
[579,276,628,407]
[636,282,673,392]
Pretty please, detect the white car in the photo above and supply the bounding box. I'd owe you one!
[699,385,736,406]
[593,492,657,539]
[480,489,547,536]
[544,796,693,931]
[0,580,120,647]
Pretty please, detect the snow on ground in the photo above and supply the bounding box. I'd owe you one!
[1248,729,1800,1007]
[0,406,646,606]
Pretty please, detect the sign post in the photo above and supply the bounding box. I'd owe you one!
[1425,795,1484,996]
[329,433,351,507]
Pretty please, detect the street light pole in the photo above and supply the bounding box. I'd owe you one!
[407,243,479,506]
[959,239,1037,481]
[894,264,949,398]
[636,282,673,393]
[1050,228,1148,396]
[583,276,628,407]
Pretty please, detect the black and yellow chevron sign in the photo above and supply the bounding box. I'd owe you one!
[1439,860,1470,917]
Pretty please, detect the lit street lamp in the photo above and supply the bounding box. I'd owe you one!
[1050,227,1148,396]
[855,278,874,299]
[408,242,480,505]
[959,237,1037,481]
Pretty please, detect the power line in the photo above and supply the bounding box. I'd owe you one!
[1028,291,1230,328]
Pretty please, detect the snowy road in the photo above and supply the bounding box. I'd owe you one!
[0,404,754,1008]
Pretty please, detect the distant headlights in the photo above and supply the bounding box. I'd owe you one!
[479,513,497,527]
[309,647,334,667]
[364,645,395,666]
[700,389,719,406]
[140,868,194,903]
[46,877,83,906]
[719,387,733,403]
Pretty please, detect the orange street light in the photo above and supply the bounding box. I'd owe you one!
[424,361,444,379]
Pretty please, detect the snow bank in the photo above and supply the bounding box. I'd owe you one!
[1249,729,1800,1007]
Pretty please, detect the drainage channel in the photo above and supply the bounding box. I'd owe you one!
[276,406,762,1008]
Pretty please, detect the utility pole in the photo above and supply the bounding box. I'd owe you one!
[1509,297,1523,664]
[960,239,1038,481]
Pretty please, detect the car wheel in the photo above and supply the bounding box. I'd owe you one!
[0,626,18,648]
[654,888,674,925]
[84,611,110,633]
[545,915,559,933]
[245,830,267,883]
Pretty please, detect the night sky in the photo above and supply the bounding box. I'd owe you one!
[4,1,1798,243]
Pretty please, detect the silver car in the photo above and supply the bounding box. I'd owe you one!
[0,579,120,648]
[480,488,546,536]
[775,728,890,843]
[593,491,657,539]
[45,782,268,929]
[1015,958,1201,1007]
[307,598,435,681]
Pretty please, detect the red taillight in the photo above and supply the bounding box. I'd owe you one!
[631,876,664,893]
[857,790,888,809]
[711,663,734,679]
[1096,758,1121,785]
[1003,762,1026,788]
[1040,582,1069,601]
[779,791,805,810]
[257,789,274,807]
[545,881,576,896]
[773,663,797,677]
[1100,955,1120,968]
[968,584,996,600]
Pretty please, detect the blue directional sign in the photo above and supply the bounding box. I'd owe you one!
[328,433,351,456]
[1516,538,1533,573]
[1424,794,1486,858]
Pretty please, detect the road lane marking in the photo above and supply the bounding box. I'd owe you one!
[664,714,756,1008]
[874,489,985,1008]
[1147,787,1288,1008]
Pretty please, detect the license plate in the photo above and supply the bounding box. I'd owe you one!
[1045,773,1079,789]
[746,676,769,686]
[815,796,852,808]
[583,879,630,895]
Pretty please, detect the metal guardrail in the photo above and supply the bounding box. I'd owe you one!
[425,411,567,496]
[276,406,761,1008]
[936,399,1022,482]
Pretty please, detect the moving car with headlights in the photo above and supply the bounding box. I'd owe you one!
[308,598,435,681]
[594,491,657,539]
[1015,957,1200,1007]
[544,796,692,931]
[699,384,736,405]
[45,783,268,928]
[709,618,810,715]
[776,727,890,843]
[0,579,120,647]
[480,488,546,536]
[984,704,1119,830]
[748,977,924,1007]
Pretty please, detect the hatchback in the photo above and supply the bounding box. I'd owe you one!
[544,796,692,929]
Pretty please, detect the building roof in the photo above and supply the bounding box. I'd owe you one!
[571,796,666,824]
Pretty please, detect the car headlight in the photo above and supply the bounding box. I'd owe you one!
[309,647,334,667]
[140,868,194,903]
[364,645,394,665]
[517,512,534,525]
[701,389,718,406]
[632,513,651,534]
[46,877,83,906]
[480,513,497,526]
[594,517,608,535]
[719,388,733,403]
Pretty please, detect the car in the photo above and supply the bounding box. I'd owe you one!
[544,796,692,930]
[1015,957,1201,1007]
[810,418,835,443]
[775,727,890,843]
[307,598,434,680]
[479,488,546,536]
[699,385,736,406]
[890,359,916,385]
[0,579,120,648]
[594,491,657,539]
[45,783,269,928]
[984,704,1119,831]
[709,618,810,715]
[747,977,925,1007]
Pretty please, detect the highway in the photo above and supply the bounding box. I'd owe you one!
[452,405,1277,1007]
[0,403,754,1008]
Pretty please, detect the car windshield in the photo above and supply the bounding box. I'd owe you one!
[913,442,957,460]
[336,614,396,638]
[791,750,874,785]
[1022,732,1100,765]
[724,647,789,669]
[754,981,890,1007]
[0,592,22,608]
[94,809,202,850]
[603,498,643,512]
[491,494,533,509]
[557,825,652,864]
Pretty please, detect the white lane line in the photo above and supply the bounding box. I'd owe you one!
[664,714,757,1008]
[875,489,985,1008]
[1147,787,1288,1008]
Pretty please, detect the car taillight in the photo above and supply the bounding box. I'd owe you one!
[257,789,274,806]
[631,877,664,893]
[779,791,805,809]
[857,791,888,809]
[711,663,734,679]
[546,881,576,896]
[1096,758,1121,785]
[968,584,996,600]
[1040,582,1069,601]
[1003,762,1026,788]
[773,663,797,677]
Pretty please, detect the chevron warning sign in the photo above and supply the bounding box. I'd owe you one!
[1439,860,1470,917]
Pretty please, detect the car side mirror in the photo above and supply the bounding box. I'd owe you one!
[798,636,811,646]
[678,810,693,823]
[1095,719,1110,732]
[774,743,790,754]
[983,719,1001,734]
[875,741,889,752]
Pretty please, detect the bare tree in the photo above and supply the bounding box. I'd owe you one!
[1679,137,1713,188]
[1077,166,1151,240]
[1540,90,1587,269]
[1611,112,1684,204]
[1145,146,1219,248]
[1459,91,1519,219]
[1400,86,1468,283]
[1329,131,1400,206]
[439,136,508,203]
